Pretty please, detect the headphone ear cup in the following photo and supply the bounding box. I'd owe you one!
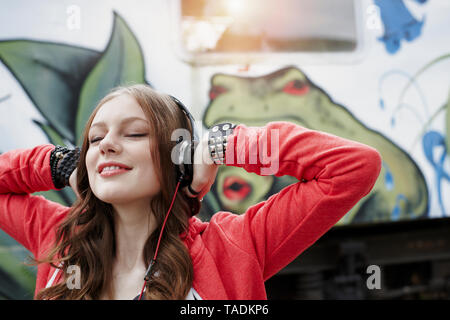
[181,163,193,187]
[184,140,197,185]
[168,95,198,188]
[175,140,197,187]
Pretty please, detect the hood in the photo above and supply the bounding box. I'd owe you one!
[182,216,208,247]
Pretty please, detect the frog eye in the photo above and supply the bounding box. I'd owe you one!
[282,80,309,96]
[209,85,228,100]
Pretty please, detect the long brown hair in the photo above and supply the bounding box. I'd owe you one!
[35,84,200,299]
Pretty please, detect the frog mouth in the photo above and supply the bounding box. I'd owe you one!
[223,176,252,201]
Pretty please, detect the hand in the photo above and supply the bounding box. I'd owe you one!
[183,133,219,200]
[69,168,79,199]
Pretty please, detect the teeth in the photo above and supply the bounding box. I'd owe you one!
[102,166,122,172]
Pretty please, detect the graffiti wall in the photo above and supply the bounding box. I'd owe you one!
[0,0,449,298]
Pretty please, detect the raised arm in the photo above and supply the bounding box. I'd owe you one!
[208,121,382,280]
[0,144,69,256]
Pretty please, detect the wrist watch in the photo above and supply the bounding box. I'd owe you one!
[207,123,236,165]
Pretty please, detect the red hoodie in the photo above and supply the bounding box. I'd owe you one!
[0,121,381,299]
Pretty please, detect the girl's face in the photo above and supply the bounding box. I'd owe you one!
[86,94,161,205]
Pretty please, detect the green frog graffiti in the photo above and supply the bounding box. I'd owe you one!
[201,66,429,225]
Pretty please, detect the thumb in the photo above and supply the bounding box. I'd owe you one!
[69,168,79,198]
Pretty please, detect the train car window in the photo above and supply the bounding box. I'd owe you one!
[179,0,359,54]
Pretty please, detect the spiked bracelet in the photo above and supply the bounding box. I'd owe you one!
[208,123,236,165]
[50,145,81,189]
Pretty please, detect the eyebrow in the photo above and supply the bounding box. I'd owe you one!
[90,117,149,130]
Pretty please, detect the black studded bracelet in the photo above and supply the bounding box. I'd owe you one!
[50,145,81,189]
[208,123,236,165]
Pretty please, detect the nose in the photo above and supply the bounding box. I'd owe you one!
[99,133,122,155]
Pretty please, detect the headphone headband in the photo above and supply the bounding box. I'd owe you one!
[169,95,198,188]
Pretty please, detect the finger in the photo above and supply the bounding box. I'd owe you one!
[198,181,214,201]
[183,185,201,198]
[182,186,193,197]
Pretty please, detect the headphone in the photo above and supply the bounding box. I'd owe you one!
[138,95,199,300]
[169,95,199,189]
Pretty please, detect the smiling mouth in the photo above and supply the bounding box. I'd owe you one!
[99,168,131,178]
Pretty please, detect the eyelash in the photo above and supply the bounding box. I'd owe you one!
[89,134,148,144]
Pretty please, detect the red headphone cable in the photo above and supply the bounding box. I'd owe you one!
[138,177,183,300]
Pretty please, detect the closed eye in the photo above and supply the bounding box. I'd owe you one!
[90,137,103,143]
[127,133,148,138]
[89,134,148,144]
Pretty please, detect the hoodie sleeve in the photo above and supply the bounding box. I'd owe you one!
[210,121,382,280]
[0,144,69,257]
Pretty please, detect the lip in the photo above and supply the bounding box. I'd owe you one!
[223,176,252,201]
[99,168,131,178]
[98,162,132,175]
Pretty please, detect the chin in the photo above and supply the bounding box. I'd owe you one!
[94,194,130,205]
[91,187,127,203]
[92,188,158,206]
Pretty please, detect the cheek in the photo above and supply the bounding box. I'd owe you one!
[136,146,156,173]
[85,150,98,182]
[137,153,163,190]
[138,157,160,185]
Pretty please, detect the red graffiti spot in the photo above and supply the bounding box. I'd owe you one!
[223,175,252,201]
[282,80,309,96]
[209,85,228,100]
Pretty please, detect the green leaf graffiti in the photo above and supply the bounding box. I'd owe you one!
[0,11,147,299]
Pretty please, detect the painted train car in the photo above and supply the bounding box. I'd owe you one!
[0,0,449,299]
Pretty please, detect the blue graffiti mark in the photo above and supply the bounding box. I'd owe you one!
[390,103,425,129]
[383,162,410,220]
[422,131,450,216]
[383,160,394,190]
[0,93,12,104]
[374,0,427,54]
[390,116,396,128]
[378,69,429,119]
[379,98,385,110]
[392,194,408,220]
